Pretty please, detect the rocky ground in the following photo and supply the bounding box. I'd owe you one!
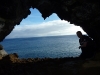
[0,53,100,75]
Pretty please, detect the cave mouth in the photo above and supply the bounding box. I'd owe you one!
[6,8,86,39]
[1,8,86,59]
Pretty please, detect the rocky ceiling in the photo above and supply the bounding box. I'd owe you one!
[0,0,100,50]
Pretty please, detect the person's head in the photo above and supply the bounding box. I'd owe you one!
[76,31,83,38]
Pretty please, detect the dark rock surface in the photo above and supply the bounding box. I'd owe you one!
[0,53,100,75]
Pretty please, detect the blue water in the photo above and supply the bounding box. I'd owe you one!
[0,35,81,58]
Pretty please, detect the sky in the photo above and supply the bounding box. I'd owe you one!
[6,8,86,39]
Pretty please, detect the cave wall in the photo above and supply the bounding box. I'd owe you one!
[0,0,100,50]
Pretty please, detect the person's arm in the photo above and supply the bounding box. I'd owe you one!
[79,42,87,49]
[79,36,88,49]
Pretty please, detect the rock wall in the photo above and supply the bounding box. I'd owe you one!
[0,0,100,51]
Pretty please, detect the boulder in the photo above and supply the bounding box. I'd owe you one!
[0,44,8,58]
[1,53,18,63]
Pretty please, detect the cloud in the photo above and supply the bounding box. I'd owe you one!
[6,20,86,39]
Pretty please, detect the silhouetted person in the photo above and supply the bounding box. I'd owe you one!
[76,31,95,59]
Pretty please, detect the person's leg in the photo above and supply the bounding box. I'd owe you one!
[79,49,87,59]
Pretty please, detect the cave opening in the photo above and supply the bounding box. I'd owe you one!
[7,8,86,38]
[1,8,86,58]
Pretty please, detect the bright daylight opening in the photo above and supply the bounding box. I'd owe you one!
[2,8,86,58]
[7,8,86,39]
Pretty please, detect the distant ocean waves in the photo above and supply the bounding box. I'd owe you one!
[1,35,81,58]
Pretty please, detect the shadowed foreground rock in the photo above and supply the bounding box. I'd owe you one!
[0,53,100,75]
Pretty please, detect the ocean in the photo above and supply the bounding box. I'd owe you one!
[0,35,81,58]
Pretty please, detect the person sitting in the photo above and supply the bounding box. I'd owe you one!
[76,31,95,59]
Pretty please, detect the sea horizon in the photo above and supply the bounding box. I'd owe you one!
[5,34,77,40]
[1,35,81,58]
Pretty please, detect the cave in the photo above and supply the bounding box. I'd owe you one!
[1,0,100,75]
[0,0,100,58]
